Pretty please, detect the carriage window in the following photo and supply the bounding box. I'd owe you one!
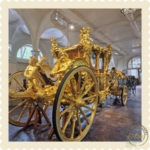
[91,51,96,68]
[99,58,103,69]
[99,53,104,73]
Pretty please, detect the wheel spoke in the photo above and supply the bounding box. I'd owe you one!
[9,98,25,102]
[79,107,90,124]
[124,93,128,96]
[82,95,96,101]
[88,91,95,95]
[81,82,95,98]
[83,109,92,114]
[77,109,82,135]
[82,104,94,111]
[17,101,29,122]
[62,107,75,133]
[70,79,77,98]
[78,109,93,116]
[77,71,81,93]
[9,99,28,114]
[60,104,75,117]
[14,78,26,91]
[71,111,76,139]
[80,74,90,94]
[63,94,76,103]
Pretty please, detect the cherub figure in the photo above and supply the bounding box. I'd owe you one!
[9,55,48,99]
[50,38,73,80]
[24,55,48,92]
[37,48,73,102]
[78,27,93,62]
[50,49,73,81]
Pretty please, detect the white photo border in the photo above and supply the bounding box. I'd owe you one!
[1,1,149,150]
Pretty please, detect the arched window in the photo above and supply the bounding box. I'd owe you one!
[17,44,43,61]
[9,42,12,52]
[128,56,141,69]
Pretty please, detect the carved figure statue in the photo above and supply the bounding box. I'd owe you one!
[9,56,48,99]
[50,38,59,61]
[78,27,93,62]
[50,50,73,79]
[24,56,47,91]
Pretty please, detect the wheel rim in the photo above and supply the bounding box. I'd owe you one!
[9,71,47,126]
[123,86,128,105]
[54,66,98,141]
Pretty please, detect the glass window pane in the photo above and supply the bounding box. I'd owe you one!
[9,43,12,52]
[91,51,96,69]
[128,57,141,69]
[128,60,131,68]
[17,49,21,58]
[17,45,43,60]
[99,58,103,69]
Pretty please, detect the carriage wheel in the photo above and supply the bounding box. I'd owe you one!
[9,71,48,126]
[53,66,98,141]
[121,85,128,106]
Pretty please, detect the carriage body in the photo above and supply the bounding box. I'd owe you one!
[60,42,113,105]
[58,40,126,105]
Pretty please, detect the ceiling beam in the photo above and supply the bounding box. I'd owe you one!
[131,46,141,49]
[113,38,139,43]
[135,15,141,22]
[93,15,141,32]
[125,14,141,39]
[61,9,126,55]
[94,21,129,32]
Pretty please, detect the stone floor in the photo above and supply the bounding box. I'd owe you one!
[9,86,141,141]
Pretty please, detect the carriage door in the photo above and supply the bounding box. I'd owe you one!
[99,53,105,91]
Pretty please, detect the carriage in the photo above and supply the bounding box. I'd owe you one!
[9,27,128,141]
[122,75,139,97]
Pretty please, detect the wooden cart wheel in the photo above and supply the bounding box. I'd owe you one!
[9,71,48,126]
[121,85,128,106]
[53,66,98,141]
